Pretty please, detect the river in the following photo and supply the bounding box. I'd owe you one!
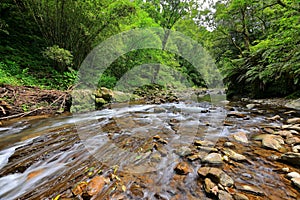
[0,99,299,200]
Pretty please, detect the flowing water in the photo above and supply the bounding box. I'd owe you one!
[0,100,299,200]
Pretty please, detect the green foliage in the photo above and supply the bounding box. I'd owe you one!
[42,45,73,71]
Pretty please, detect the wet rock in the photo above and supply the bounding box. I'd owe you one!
[174,162,190,175]
[223,149,247,162]
[26,169,44,181]
[153,107,166,113]
[151,152,162,162]
[291,177,300,190]
[263,127,275,134]
[202,153,223,165]
[246,104,256,109]
[232,132,248,144]
[285,99,300,110]
[86,176,105,196]
[287,118,300,124]
[175,146,192,157]
[275,130,293,138]
[261,135,284,151]
[285,136,300,145]
[280,152,300,166]
[236,185,265,196]
[223,149,247,161]
[187,153,204,161]
[287,172,300,179]
[194,140,214,146]
[197,146,219,152]
[204,178,218,195]
[72,182,87,196]
[292,145,300,153]
[267,115,281,121]
[224,142,235,148]
[197,167,234,187]
[227,112,246,118]
[197,167,211,177]
[218,190,233,200]
[233,193,249,200]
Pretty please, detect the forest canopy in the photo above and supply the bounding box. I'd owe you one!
[0,0,299,98]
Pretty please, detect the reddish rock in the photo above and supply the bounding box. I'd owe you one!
[86,176,105,196]
[174,162,190,175]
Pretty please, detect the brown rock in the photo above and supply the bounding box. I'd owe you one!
[204,178,218,195]
[291,177,300,190]
[86,176,105,196]
[174,162,190,175]
[223,149,247,162]
[202,153,223,165]
[227,112,246,118]
[72,182,87,196]
[261,135,284,151]
[287,118,300,124]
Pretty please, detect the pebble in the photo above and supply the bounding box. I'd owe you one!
[236,185,265,196]
[174,162,190,175]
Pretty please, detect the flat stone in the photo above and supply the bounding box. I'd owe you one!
[287,118,300,124]
[237,185,265,196]
[223,148,247,162]
[197,167,210,177]
[280,152,300,166]
[233,132,249,143]
[218,190,233,200]
[291,177,300,190]
[202,153,223,165]
[261,135,284,151]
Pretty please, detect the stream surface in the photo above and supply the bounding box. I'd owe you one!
[0,99,299,200]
